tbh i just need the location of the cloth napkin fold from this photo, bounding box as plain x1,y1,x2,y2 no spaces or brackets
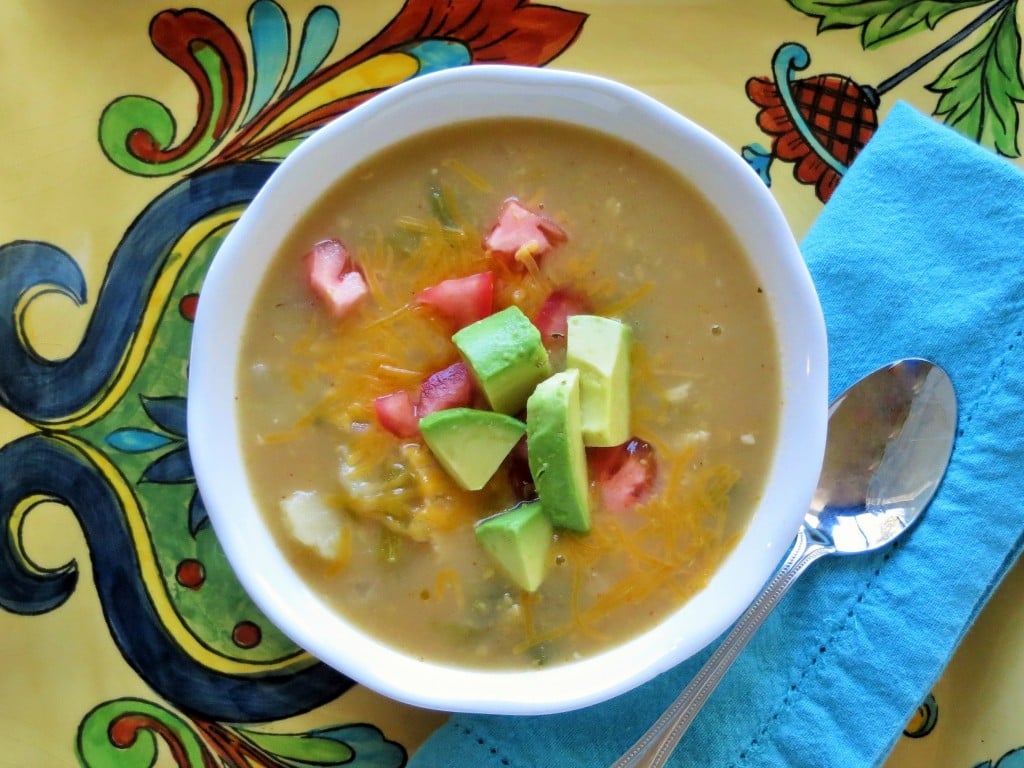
409,101,1024,768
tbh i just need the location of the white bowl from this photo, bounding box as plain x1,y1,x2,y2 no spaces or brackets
188,65,828,715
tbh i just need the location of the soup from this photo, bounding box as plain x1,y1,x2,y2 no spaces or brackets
237,118,779,669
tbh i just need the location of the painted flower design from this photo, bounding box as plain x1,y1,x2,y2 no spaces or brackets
101,0,588,176
745,43,878,202
749,1,1024,203
1,0,589,762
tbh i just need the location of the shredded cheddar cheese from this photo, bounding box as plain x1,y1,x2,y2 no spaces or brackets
442,157,493,192
270,168,748,662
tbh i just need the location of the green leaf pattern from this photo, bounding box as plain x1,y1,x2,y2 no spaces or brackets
788,0,990,48
928,1,1024,156
787,0,1024,156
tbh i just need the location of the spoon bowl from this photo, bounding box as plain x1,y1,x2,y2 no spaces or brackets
613,358,957,768
809,358,956,554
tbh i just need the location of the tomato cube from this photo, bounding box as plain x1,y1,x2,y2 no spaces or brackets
417,362,474,417
416,272,495,330
374,363,475,437
588,438,657,512
532,289,592,353
484,198,567,263
373,391,419,438
305,238,368,319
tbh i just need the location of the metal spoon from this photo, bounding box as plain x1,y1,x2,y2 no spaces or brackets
612,358,957,768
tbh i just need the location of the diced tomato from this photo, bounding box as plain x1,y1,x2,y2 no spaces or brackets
321,271,368,317
306,239,347,288
373,391,419,438
588,438,658,512
533,289,592,352
415,271,495,330
484,198,568,264
305,238,369,319
417,362,474,417
374,363,475,437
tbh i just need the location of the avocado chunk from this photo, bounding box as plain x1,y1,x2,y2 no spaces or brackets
419,408,526,491
452,305,551,414
526,369,591,532
475,500,553,592
566,315,633,447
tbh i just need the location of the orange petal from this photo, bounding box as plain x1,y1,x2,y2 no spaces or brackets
774,131,811,162
757,104,794,135
795,151,828,186
746,77,780,107
816,169,842,203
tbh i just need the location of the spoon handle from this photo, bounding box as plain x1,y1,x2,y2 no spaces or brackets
609,525,833,768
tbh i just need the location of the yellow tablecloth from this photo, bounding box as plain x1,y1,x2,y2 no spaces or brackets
1,2,1020,765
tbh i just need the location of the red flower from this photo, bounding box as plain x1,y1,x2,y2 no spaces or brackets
746,45,879,203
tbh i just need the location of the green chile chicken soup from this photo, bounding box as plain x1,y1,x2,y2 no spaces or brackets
237,118,780,669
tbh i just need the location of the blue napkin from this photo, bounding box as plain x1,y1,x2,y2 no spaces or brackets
408,101,1024,768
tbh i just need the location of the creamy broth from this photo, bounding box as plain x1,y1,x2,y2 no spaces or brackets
237,118,779,668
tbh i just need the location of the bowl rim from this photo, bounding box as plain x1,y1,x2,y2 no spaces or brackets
188,64,828,715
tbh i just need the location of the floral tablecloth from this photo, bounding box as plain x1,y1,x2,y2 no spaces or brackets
1,2,1021,766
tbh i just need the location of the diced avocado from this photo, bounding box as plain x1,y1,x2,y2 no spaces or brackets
452,305,551,414
419,408,526,491
526,369,591,532
475,500,553,592
566,315,633,447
